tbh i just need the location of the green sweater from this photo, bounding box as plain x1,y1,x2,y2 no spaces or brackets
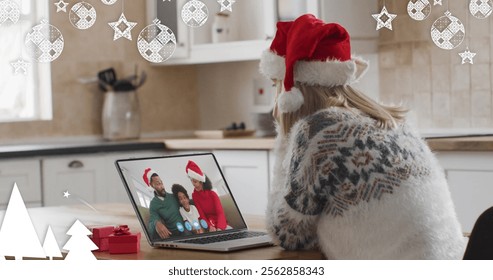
148,191,184,240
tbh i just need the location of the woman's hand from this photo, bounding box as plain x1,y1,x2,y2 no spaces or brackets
156,220,172,239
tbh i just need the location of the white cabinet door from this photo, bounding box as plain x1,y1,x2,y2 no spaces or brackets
0,159,42,208
436,151,493,233
213,150,269,216
42,155,107,206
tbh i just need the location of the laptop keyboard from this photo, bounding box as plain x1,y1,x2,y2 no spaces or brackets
176,231,267,244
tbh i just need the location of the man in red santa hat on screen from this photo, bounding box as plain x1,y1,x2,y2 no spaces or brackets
143,168,185,240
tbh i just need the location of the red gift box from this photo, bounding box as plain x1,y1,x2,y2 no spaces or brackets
108,225,141,254
90,226,114,252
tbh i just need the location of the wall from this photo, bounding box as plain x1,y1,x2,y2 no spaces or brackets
378,0,493,130
196,61,262,130
0,1,199,143
196,0,381,131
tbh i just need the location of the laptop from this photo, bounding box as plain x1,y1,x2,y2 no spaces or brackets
115,153,273,252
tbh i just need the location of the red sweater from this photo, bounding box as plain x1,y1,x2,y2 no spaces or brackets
192,189,227,230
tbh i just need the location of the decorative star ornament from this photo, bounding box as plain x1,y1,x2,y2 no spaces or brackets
434,0,443,5
372,6,397,30
459,48,476,64
218,0,235,12
10,59,30,75
108,13,137,41
54,0,69,13
63,190,71,198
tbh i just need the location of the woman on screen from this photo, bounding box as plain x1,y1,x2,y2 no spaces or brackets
186,160,228,231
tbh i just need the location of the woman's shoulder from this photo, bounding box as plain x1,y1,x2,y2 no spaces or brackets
289,107,370,142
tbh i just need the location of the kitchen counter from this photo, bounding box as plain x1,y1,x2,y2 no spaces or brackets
158,135,493,152
158,137,276,150
0,140,165,159
426,136,493,151
0,135,492,159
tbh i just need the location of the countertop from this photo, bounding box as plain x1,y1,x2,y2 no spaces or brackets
425,136,493,151
0,140,165,159
0,134,492,159
158,135,493,152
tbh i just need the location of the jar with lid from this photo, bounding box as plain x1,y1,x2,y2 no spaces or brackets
102,89,141,140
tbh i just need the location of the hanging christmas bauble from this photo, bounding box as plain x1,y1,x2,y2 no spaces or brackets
101,0,117,5
430,11,465,50
137,18,177,63
25,20,64,62
407,0,431,21
469,0,493,19
181,0,209,27
0,0,20,26
69,2,97,30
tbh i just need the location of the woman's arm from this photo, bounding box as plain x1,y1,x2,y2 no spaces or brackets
267,121,328,250
210,191,228,230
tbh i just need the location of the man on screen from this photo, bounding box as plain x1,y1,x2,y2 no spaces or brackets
143,168,185,240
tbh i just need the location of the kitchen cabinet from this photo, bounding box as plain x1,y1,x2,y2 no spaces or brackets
42,155,107,206
42,150,167,207
435,151,493,233
0,159,42,208
213,150,270,215
147,0,319,65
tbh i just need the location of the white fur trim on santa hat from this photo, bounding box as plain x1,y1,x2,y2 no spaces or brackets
294,57,369,87
188,169,206,183
278,87,304,113
259,50,285,80
259,53,369,87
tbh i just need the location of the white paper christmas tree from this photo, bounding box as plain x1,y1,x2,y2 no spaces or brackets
63,220,98,261
43,226,62,260
0,231,5,261
0,183,46,260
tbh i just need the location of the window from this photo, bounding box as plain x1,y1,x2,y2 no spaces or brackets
0,0,51,122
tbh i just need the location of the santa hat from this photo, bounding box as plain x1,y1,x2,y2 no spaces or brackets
185,160,205,183
259,14,369,113
143,168,158,187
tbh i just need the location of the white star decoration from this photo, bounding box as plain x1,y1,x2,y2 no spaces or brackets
459,48,476,64
218,0,235,12
372,6,397,30
10,59,30,75
54,0,69,13
434,0,443,5
63,190,71,198
108,13,137,41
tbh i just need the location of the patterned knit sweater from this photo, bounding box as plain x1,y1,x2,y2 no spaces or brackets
267,107,466,259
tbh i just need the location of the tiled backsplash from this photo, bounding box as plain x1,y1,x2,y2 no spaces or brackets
378,0,493,130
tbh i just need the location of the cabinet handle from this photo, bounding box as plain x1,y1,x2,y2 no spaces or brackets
68,160,84,169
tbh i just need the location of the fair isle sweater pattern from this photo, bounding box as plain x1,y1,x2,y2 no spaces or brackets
283,109,432,218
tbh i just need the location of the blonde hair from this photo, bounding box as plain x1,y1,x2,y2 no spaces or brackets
277,82,408,135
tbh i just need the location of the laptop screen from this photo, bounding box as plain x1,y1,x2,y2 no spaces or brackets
116,153,247,243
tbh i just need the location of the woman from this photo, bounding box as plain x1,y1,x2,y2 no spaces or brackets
171,183,204,234
259,14,465,259
186,160,228,231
